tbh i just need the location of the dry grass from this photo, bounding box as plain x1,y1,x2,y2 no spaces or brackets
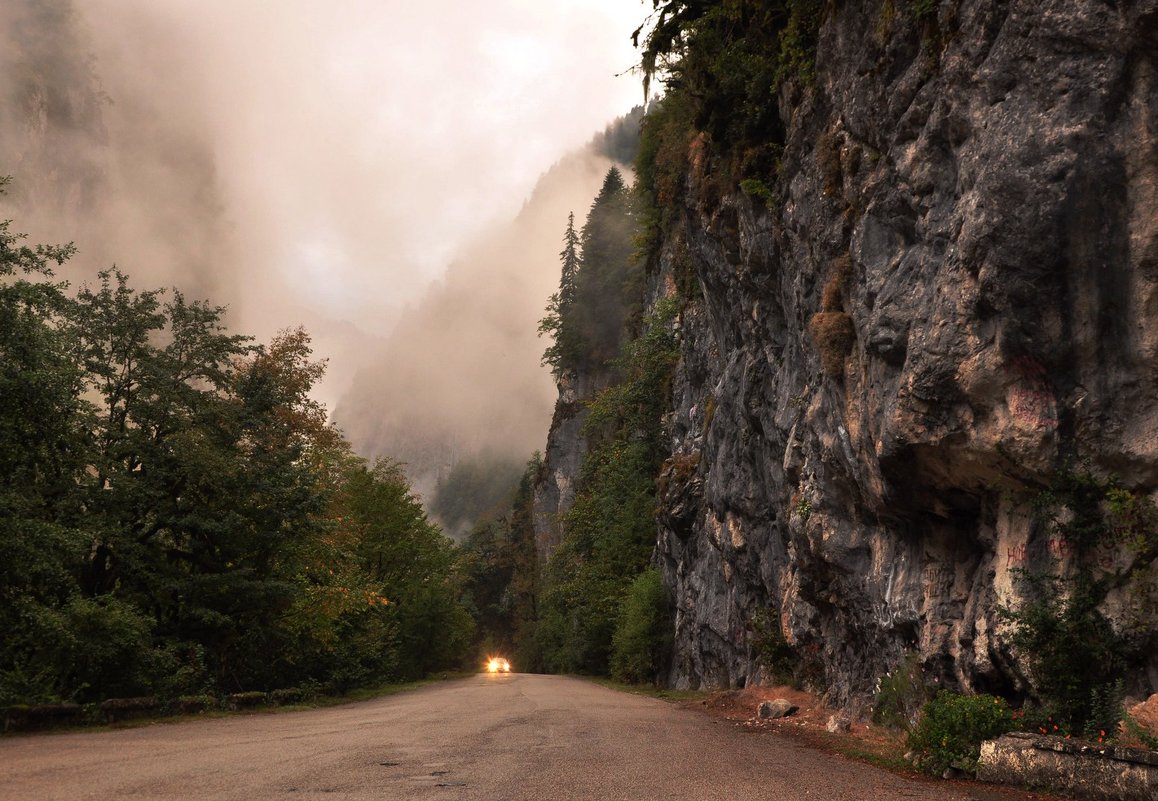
816,129,843,197
809,311,855,376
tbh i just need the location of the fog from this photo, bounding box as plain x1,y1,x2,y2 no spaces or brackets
335,143,629,505
0,0,644,432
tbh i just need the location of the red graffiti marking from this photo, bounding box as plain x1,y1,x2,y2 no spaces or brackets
1096,541,1119,571
1006,542,1029,568
1047,537,1074,560
1006,357,1059,431
1008,385,1058,430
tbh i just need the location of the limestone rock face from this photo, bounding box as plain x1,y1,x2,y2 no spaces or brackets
532,369,614,563
651,0,1158,705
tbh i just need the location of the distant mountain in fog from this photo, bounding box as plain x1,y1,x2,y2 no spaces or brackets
333,111,642,517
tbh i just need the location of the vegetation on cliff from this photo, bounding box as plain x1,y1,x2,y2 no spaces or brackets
535,298,680,677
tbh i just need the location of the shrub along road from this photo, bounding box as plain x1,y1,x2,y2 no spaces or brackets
1,674,1052,800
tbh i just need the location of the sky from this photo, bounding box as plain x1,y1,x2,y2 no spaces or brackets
1,0,651,476
82,0,647,341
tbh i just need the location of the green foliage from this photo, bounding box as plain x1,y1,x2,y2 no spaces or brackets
776,0,825,87
537,441,659,674
907,691,1014,776
0,177,77,276
588,106,645,166
872,651,932,732
794,496,813,521
634,1,824,181
540,170,642,376
531,189,655,677
1002,572,1130,737
610,569,673,684
911,0,938,22
457,455,541,668
635,93,697,257
536,299,680,675
539,212,584,376
0,184,475,708
323,459,474,683
739,177,774,207
1001,467,1157,736
1124,710,1158,750
574,168,641,369
748,607,797,685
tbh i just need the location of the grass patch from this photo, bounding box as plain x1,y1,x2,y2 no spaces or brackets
831,742,913,773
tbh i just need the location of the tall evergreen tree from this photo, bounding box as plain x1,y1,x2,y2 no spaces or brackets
573,167,637,369
538,211,583,377
559,211,580,309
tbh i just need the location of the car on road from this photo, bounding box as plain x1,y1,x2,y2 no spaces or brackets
486,657,511,674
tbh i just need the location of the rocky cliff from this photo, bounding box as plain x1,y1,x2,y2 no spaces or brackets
554,0,1158,708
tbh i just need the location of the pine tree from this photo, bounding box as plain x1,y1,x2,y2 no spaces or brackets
538,212,583,377
573,167,636,369
559,211,580,310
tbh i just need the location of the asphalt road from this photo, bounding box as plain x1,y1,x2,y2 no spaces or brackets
1,674,1007,801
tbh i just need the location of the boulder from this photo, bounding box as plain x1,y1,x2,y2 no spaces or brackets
757,699,798,720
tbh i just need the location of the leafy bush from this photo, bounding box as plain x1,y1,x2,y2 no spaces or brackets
1001,468,1157,736
873,651,932,732
227,691,268,709
739,178,774,207
912,0,938,22
172,694,217,714
2,703,82,732
610,570,673,685
907,691,1013,776
269,688,308,705
99,696,161,723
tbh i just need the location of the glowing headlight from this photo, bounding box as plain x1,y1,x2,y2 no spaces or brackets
485,657,511,673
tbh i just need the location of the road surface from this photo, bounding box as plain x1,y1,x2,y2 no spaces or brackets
1,674,1023,800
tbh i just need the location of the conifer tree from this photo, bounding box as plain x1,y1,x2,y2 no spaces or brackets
559,211,580,310
538,212,583,377
573,167,636,369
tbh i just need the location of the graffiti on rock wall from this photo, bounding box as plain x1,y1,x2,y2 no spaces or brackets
1005,541,1029,568
1004,537,1120,570
1007,357,1059,431
921,563,951,591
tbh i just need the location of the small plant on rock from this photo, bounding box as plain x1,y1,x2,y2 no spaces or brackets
748,607,798,686
872,651,932,732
